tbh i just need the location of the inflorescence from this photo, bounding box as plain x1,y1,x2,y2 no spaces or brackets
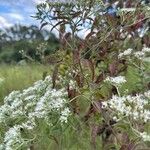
0,76,70,149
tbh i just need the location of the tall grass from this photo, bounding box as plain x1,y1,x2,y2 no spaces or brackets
0,64,50,102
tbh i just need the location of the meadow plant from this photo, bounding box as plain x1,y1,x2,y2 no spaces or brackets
0,76,70,149
0,0,150,149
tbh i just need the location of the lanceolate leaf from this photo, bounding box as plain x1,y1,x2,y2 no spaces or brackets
50,21,64,32
40,22,48,30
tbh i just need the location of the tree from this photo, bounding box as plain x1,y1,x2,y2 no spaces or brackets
0,24,59,63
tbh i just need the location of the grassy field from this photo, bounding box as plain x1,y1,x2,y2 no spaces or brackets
0,62,149,103
0,64,51,102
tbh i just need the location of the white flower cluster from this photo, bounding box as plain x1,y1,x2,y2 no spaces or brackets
134,51,145,59
3,125,24,150
144,90,150,98
102,92,150,142
0,76,70,149
142,47,150,53
139,132,150,142
118,48,133,58
104,76,126,86
33,88,68,119
60,107,71,123
118,46,150,60
102,93,150,122
69,80,76,90
134,46,150,59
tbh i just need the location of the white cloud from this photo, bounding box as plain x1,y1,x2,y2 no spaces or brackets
8,13,24,21
32,0,46,4
0,16,12,28
0,0,45,6
2,13,24,21
0,0,50,29
0,0,40,27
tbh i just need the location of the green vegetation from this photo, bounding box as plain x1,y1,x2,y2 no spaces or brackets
0,25,59,63
0,64,50,102
0,0,150,149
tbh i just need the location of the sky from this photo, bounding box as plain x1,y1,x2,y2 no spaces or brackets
0,0,92,38
0,0,44,29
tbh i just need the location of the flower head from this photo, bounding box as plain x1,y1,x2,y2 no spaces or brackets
118,48,133,58
105,76,126,86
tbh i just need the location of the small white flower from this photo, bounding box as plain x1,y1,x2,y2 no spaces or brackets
102,92,150,122
113,116,119,122
105,76,126,86
134,51,145,59
118,48,133,58
139,132,150,141
142,47,150,53
102,101,108,108
144,90,150,98
69,80,76,90
60,107,70,123
4,125,24,150
120,31,128,38
21,118,36,130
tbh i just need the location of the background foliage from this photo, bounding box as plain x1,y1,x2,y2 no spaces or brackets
0,24,59,63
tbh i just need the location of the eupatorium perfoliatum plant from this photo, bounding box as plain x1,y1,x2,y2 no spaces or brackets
0,0,150,149
0,76,71,149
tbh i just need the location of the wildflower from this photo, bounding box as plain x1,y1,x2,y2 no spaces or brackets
118,48,133,58
34,87,67,117
142,47,150,53
120,31,128,39
0,75,71,148
101,101,108,108
69,80,76,90
105,76,126,86
4,125,24,150
139,132,150,141
21,114,36,130
144,90,150,98
60,107,70,123
102,93,150,122
134,51,145,59
112,116,119,122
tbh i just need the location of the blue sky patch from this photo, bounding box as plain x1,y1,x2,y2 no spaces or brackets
0,0,42,29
